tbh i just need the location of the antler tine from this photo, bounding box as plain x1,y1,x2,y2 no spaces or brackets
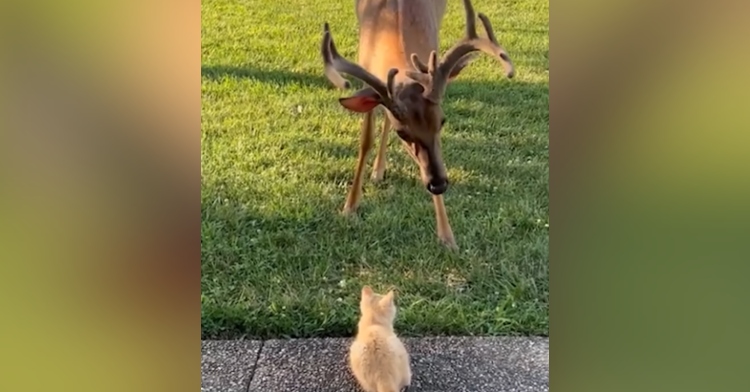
478,13,497,45
463,0,478,39
408,51,439,76
321,23,350,90
427,51,439,75
409,51,477,89
477,13,515,77
407,51,442,92
386,68,399,98
426,0,515,102
321,22,394,107
410,53,428,73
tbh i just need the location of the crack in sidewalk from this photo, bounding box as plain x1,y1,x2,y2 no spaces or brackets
244,340,265,392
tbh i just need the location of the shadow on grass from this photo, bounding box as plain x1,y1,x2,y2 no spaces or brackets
444,79,549,128
278,135,424,190
440,78,549,182
201,193,358,339
201,180,547,339
201,183,440,339
202,64,331,88
201,174,548,339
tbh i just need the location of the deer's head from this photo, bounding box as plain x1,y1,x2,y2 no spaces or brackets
321,0,514,195
335,70,451,195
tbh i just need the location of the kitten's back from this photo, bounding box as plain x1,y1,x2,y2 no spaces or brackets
349,286,411,392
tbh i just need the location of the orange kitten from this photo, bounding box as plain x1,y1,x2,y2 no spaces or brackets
349,285,411,392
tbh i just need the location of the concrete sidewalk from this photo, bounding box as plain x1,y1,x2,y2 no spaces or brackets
202,336,549,392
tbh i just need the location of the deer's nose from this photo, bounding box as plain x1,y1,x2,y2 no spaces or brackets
427,178,448,195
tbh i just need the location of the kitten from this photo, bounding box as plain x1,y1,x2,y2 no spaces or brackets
349,285,411,392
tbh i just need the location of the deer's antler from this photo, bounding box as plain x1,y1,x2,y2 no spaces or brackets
321,23,398,108
409,0,515,102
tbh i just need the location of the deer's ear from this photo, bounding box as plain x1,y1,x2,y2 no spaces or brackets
339,88,382,112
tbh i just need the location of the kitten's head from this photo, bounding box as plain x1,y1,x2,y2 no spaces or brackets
359,285,397,326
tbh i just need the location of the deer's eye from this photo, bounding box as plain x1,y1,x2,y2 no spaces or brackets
440,117,447,127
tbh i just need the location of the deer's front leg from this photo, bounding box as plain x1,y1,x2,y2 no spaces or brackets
400,140,458,250
371,113,391,182
432,194,457,250
343,111,375,214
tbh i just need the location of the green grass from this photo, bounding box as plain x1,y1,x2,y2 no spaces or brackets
201,0,549,339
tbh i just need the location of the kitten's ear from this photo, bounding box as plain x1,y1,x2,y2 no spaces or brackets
380,290,395,306
361,285,373,298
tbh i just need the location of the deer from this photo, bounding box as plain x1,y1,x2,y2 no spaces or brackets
320,0,515,250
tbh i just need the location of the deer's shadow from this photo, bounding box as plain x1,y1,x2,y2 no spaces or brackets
201,65,331,89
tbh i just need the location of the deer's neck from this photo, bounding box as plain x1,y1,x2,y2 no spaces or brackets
357,0,445,82
397,0,443,61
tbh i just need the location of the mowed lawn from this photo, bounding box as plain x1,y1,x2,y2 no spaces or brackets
201,0,549,339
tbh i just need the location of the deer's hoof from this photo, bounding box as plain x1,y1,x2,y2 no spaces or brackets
439,236,458,251
341,205,358,216
371,170,385,183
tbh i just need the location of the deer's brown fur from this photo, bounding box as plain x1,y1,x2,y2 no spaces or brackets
321,0,514,249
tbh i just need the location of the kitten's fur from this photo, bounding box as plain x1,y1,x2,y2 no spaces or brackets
349,285,411,392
